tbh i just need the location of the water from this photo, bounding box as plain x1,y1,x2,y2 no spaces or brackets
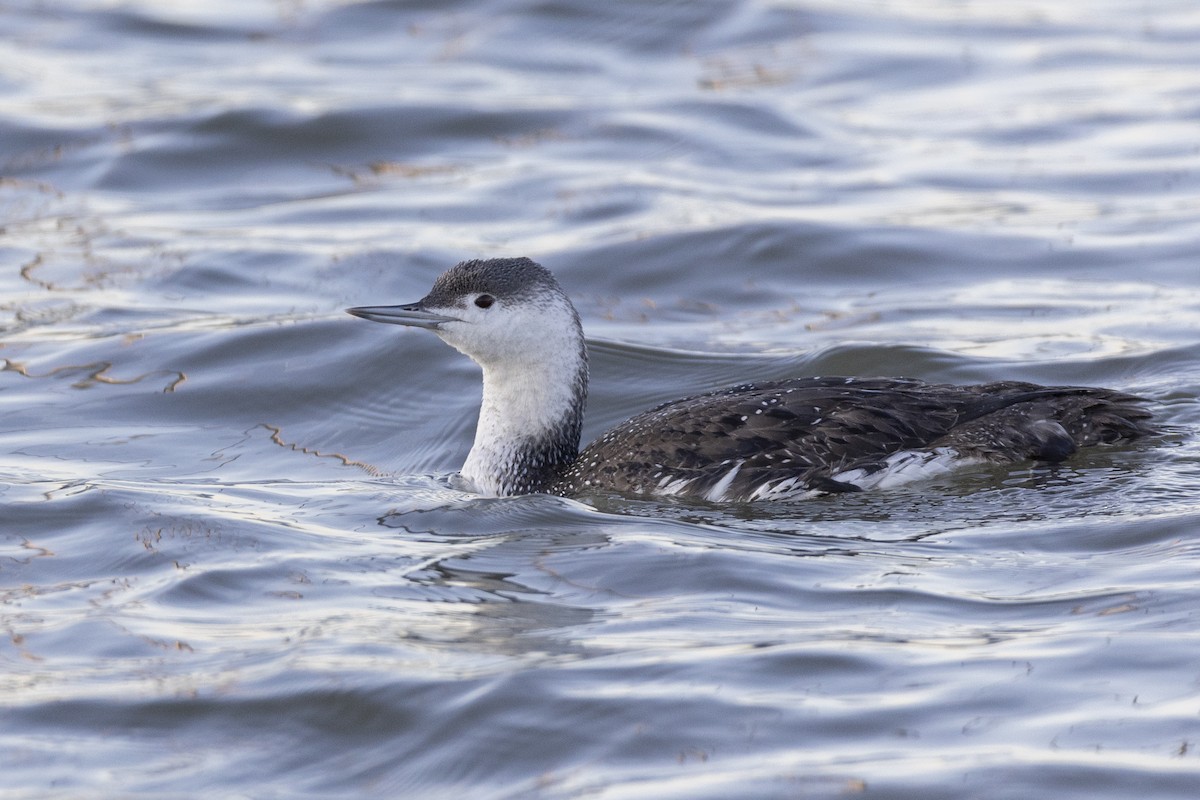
3,1,1200,797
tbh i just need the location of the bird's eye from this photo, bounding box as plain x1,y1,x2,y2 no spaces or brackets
474,294,495,309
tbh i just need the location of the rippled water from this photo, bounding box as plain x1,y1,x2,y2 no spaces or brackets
3,1,1200,797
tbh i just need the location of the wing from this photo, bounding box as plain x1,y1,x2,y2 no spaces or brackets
568,377,973,500
563,376,1153,502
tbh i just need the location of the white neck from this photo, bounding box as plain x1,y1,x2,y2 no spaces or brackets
458,329,588,497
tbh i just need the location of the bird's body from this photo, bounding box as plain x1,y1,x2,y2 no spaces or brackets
348,258,1153,502
553,376,1147,501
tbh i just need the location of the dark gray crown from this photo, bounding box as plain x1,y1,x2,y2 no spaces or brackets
423,257,562,307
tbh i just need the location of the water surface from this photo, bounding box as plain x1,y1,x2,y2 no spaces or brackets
3,1,1200,797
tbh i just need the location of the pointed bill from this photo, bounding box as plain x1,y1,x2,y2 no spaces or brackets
346,304,457,330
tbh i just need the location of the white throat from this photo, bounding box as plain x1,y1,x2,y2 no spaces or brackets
451,300,588,496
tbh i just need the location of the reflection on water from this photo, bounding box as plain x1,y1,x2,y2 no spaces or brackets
3,357,186,392
2,0,1199,797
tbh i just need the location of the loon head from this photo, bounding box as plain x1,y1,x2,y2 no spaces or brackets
347,257,583,370
347,257,589,496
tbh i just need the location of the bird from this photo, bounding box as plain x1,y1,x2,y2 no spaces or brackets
346,257,1154,502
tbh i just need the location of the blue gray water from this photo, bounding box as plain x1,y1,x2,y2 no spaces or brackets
3,1,1200,797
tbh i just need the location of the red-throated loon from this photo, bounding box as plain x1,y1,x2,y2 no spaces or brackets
347,257,1153,501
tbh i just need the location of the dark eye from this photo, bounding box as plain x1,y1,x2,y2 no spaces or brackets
474,294,495,309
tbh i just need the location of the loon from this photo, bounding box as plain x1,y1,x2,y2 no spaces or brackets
347,257,1153,502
